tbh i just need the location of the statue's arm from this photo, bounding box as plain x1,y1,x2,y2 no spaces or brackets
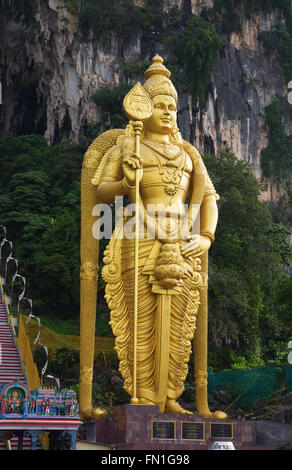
95,179,133,203
95,136,137,203
200,194,218,243
181,145,219,257
181,195,218,257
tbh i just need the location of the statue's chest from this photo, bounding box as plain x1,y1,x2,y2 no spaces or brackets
140,144,192,197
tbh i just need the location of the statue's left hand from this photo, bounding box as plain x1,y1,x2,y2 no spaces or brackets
181,234,211,258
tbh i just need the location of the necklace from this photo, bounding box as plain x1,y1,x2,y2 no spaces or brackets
142,140,183,161
145,146,186,196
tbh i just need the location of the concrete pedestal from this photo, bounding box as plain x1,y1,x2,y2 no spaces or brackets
93,405,272,450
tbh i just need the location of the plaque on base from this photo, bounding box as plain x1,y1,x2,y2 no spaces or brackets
93,404,262,450
181,422,204,441
152,421,175,440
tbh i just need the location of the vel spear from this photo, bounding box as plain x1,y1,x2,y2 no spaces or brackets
123,82,153,404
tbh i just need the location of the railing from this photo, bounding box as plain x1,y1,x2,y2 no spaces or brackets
0,278,17,345
18,314,40,390
1,261,40,390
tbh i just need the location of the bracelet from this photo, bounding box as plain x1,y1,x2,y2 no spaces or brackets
121,177,135,192
200,231,215,244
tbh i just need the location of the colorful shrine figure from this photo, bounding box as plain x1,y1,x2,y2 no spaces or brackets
23,398,28,418
1,398,7,415
0,383,28,417
0,385,79,419
28,393,37,414
45,399,50,415
79,55,228,420
41,399,47,415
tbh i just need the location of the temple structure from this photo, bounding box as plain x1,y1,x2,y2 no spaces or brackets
0,281,81,450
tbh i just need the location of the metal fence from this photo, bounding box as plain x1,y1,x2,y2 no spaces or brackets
208,365,292,409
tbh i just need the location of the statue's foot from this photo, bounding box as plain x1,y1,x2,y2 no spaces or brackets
198,409,228,419
165,399,193,415
81,406,107,421
211,410,228,419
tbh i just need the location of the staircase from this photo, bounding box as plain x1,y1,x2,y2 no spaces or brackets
0,297,26,385
0,294,43,450
0,434,43,450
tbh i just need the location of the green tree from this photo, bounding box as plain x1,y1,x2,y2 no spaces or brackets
204,151,292,369
0,134,84,317
276,277,292,329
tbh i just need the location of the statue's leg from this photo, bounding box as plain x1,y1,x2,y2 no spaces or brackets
164,269,194,415
80,162,106,421
194,253,227,419
121,239,158,405
80,277,106,421
154,294,171,412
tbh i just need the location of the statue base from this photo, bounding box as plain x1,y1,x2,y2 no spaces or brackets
90,404,272,450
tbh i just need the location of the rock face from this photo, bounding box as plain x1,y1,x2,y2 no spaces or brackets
0,0,291,202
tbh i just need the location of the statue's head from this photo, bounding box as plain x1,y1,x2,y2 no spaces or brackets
142,56,181,141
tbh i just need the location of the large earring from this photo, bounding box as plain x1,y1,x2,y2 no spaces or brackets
170,126,183,144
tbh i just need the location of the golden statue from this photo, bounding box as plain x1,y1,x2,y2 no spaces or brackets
80,55,227,420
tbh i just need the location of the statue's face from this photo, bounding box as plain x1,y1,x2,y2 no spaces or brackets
144,94,177,135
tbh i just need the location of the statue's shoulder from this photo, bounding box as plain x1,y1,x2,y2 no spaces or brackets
82,128,131,187
83,128,126,172
182,140,219,199
181,140,202,164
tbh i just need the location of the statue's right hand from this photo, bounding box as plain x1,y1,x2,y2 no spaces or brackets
122,153,143,186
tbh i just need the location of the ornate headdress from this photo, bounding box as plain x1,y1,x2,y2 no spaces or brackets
143,55,178,103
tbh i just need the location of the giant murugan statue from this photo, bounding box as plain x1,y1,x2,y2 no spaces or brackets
80,56,227,420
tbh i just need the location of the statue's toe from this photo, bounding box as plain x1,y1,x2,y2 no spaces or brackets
211,410,228,419
165,400,193,414
81,406,107,421
91,407,107,419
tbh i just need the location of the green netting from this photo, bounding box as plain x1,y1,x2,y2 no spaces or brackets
283,365,292,391
208,366,280,409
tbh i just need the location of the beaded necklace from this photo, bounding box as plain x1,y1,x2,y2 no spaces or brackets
142,141,186,196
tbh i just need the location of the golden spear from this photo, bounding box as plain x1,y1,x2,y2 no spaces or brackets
123,82,153,404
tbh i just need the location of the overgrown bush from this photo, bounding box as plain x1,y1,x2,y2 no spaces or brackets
165,17,223,104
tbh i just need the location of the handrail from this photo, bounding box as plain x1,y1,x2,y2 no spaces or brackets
0,280,17,339
18,314,40,390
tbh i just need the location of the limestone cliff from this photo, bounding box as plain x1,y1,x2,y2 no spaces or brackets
0,0,291,209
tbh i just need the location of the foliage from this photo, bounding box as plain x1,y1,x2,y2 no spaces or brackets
0,134,84,318
261,97,292,179
204,151,292,369
259,25,292,84
91,84,130,130
276,277,292,329
77,0,144,40
204,0,242,34
164,17,223,104
205,0,292,36
121,60,150,81
1,0,38,22
62,0,79,16
45,347,128,406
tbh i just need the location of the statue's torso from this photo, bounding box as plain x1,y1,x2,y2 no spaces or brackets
130,140,193,217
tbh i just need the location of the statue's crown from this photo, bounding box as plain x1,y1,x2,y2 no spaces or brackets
143,55,177,103
144,55,171,79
